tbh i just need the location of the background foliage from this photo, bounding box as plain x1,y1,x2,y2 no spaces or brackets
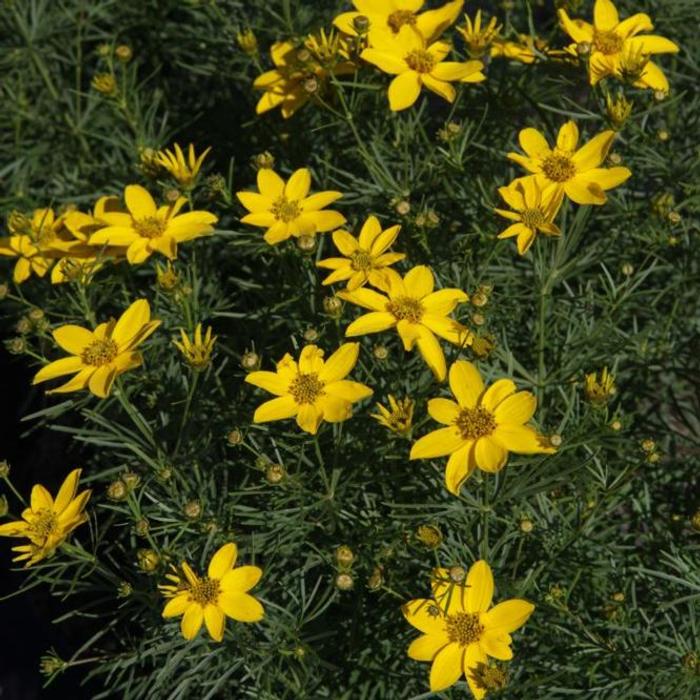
0,0,699,698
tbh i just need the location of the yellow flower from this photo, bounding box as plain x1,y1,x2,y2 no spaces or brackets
236,168,345,245
494,177,564,255
0,469,91,567
457,10,501,58
245,343,372,435
87,185,217,264
155,143,211,188
159,542,264,642
317,215,404,291
33,299,161,398
339,265,471,382
236,28,258,56
584,367,616,405
410,361,554,494
334,0,463,45
604,90,633,129
174,323,217,370
558,0,679,92
361,26,485,111
371,394,414,436
507,120,631,205
403,560,534,697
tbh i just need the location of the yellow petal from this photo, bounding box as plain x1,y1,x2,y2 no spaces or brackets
124,185,156,218
285,169,311,200
480,379,516,410
571,130,615,171
296,403,323,434
208,542,237,579
332,229,358,256
494,391,537,425
594,0,619,31
474,437,508,472
429,642,464,692
415,326,446,381
361,49,407,75
220,565,262,593
318,343,359,382
33,357,84,385
518,127,550,159
410,427,464,459
52,325,94,355
402,598,446,635
479,631,513,660
319,395,353,422
112,299,151,348
444,443,474,495
301,191,343,212
491,424,554,454
345,311,396,336
427,398,459,425
218,592,264,622
403,265,434,298
416,0,463,43
253,396,298,423
257,168,285,198
47,368,93,394
464,644,488,700
306,210,346,232
298,344,325,373
449,360,484,409
575,167,631,191
324,380,372,402
31,483,53,511
422,289,468,316
180,604,204,640
421,74,455,103
54,469,81,514
466,560,494,613
88,365,117,398
204,604,225,642
162,593,189,618
245,370,290,396
407,633,450,661
556,120,579,152
388,71,422,111
338,287,388,311
483,599,535,633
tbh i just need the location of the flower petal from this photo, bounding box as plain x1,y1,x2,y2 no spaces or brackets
427,398,459,425
479,630,513,660
361,49,407,75
332,229,359,256
124,185,156,218
257,168,285,198
54,469,81,514
594,0,618,31
402,598,446,635
429,642,464,693
345,311,396,336
404,265,434,298
407,633,451,661
571,130,615,170
449,360,484,409
325,380,373,402
318,343,359,382
204,604,225,642
474,437,508,472
466,560,494,613
208,542,237,579
162,593,189,618
422,289,468,315
180,604,204,640
480,379,516,410
494,391,537,425
220,565,262,593
245,371,290,396
416,327,447,381
519,128,551,159
410,427,464,459
33,357,84,385
483,599,535,633
388,71,422,111
111,299,151,348
253,396,298,423
444,443,474,495
491,424,554,454
218,592,265,622
52,325,94,355
285,169,311,200
296,403,323,434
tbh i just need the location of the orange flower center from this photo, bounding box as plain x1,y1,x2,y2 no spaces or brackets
455,407,496,440
27,509,58,542
520,207,546,229
405,49,436,74
387,296,424,323
81,338,119,367
289,372,324,404
350,249,373,272
593,30,623,55
541,154,576,183
189,577,220,605
445,612,484,646
134,216,166,239
271,196,301,223
387,9,416,33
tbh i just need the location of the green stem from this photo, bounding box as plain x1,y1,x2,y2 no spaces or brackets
174,372,199,455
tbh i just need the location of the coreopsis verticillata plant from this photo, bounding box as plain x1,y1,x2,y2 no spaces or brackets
236,168,345,245
245,343,372,434
0,469,91,567
410,361,554,494
494,177,564,255
159,543,264,642
173,323,217,371
361,25,484,111
32,299,160,398
507,121,631,205
155,143,211,188
333,0,463,44
558,0,679,92
584,367,617,405
371,394,415,436
88,185,218,263
339,266,471,381
316,215,404,291
403,560,534,696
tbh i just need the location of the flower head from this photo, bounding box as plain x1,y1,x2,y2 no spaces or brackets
160,542,264,642
237,168,345,245
174,323,217,371
558,0,679,92
361,26,484,111
317,215,404,291
33,299,161,398
584,367,616,405
494,177,564,254
339,265,471,382
245,343,372,434
155,143,211,188
410,361,554,494
0,469,91,567
87,185,217,264
507,120,631,205
404,560,534,696
457,11,501,58
371,394,414,436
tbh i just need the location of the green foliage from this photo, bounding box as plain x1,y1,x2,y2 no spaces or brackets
1,0,699,698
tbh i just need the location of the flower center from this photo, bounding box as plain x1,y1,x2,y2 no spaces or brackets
387,9,416,33
289,372,325,404
28,509,58,542
271,196,301,223
541,154,576,183
405,49,436,74
520,207,546,229
350,249,373,272
445,612,484,646
455,407,496,440
134,216,166,239
189,577,220,606
593,30,623,55
81,338,119,367
387,296,424,323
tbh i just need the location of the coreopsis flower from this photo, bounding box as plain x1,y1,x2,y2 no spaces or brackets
558,0,679,92
584,367,616,405
0,469,91,567
236,168,345,245
334,0,463,45
174,323,217,371
339,266,471,382
33,299,160,398
254,35,356,119
236,28,258,56
457,11,501,58
371,395,414,436
494,177,564,255
507,121,631,205
361,26,484,111
245,343,372,434
159,543,264,642
605,91,633,130
155,143,211,188
316,215,404,291
403,560,534,696
410,361,554,494
87,185,217,264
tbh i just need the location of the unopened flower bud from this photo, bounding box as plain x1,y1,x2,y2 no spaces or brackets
0,495,8,517
395,200,410,216
134,518,150,537
335,572,354,591
253,152,275,170
352,15,370,34
304,327,319,342
621,262,634,276
641,438,655,453
549,434,562,448
121,471,141,491
323,295,343,317
117,581,133,598
373,344,389,361
137,548,160,573
226,429,244,445
241,351,260,371
576,41,591,56
519,518,534,533
415,524,442,548
183,500,202,520
296,234,316,252
449,565,466,583
6,337,27,354
92,73,117,95
0,283,8,300
668,211,681,225
106,479,128,502
115,45,133,62
265,463,286,484
367,566,384,591
335,545,355,568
